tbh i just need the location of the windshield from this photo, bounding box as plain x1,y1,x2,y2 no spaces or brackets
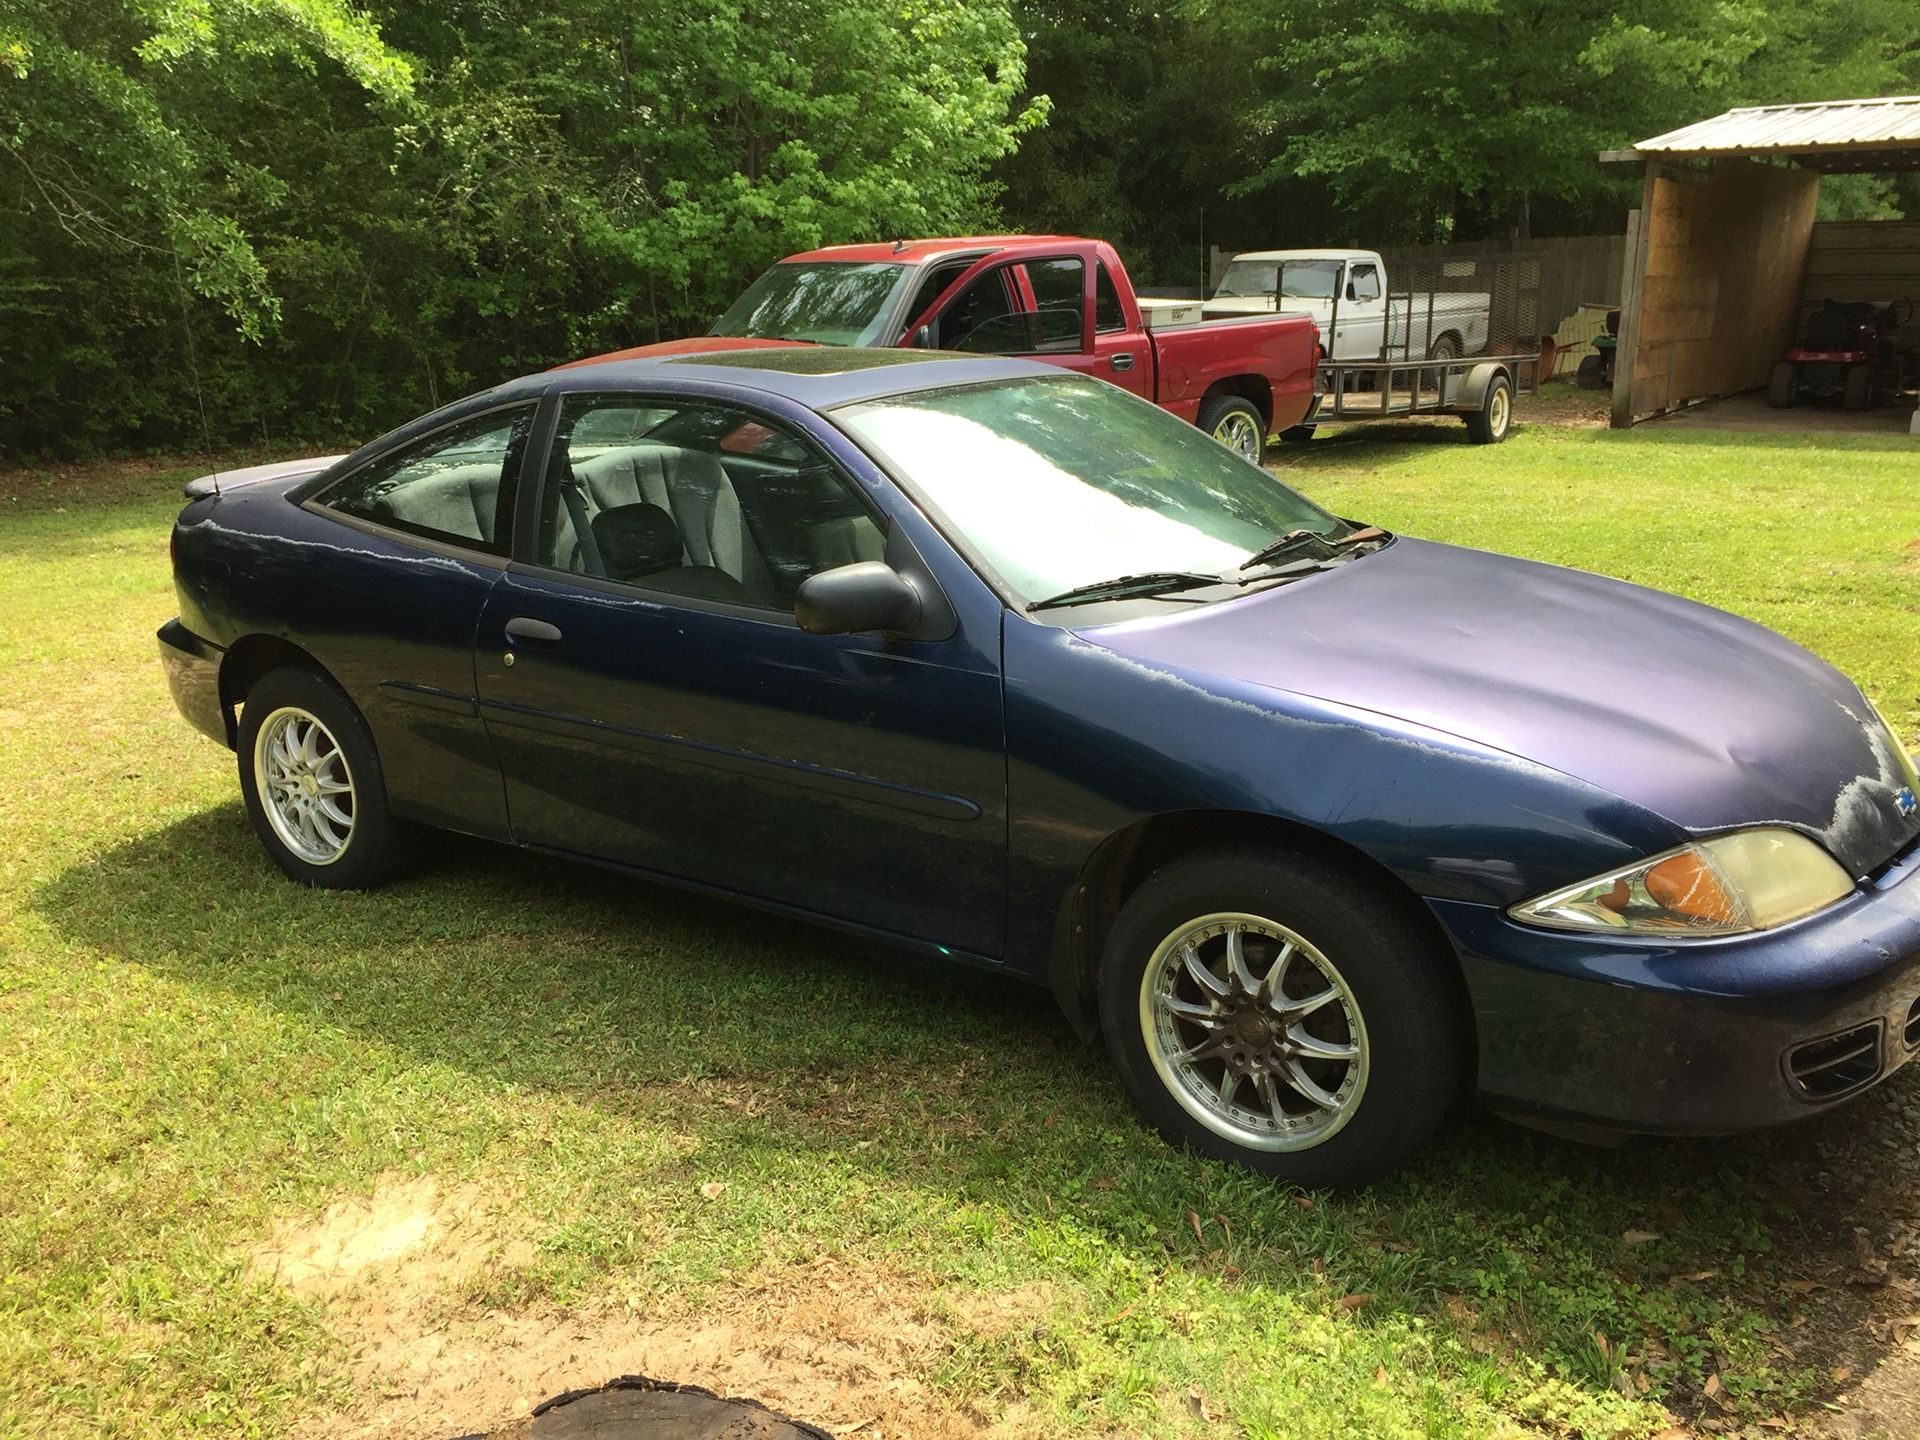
711,262,908,346
1215,259,1343,302
838,376,1350,605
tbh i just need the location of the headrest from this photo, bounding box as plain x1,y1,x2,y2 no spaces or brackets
592,502,681,580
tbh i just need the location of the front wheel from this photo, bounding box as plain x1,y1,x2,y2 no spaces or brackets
1098,848,1467,1188
1198,395,1268,464
237,666,413,889
1767,362,1797,408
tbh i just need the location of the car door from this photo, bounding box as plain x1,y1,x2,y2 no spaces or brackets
472,388,1009,958
296,402,537,840
1336,260,1388,361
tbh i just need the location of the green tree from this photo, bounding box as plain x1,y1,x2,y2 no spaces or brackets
1211,0,1920,243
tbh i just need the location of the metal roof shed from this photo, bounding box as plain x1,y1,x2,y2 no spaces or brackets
1602,97,1920,427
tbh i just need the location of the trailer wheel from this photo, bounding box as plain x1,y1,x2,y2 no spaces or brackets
1843,365,1873,412
1464,375,1512,444
1767,362,1796,408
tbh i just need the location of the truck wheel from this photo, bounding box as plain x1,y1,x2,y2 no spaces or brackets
1767,362,1797,408
1427,333,1462,362
1097,847,1467,1189
1464,375,1512,444
1198,396,1268,464
1843,365,1873,412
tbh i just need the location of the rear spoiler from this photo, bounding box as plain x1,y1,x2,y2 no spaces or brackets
183,454,347,500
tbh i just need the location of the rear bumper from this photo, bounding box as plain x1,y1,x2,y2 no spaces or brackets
1433,841,1920,1136
157,619,229,747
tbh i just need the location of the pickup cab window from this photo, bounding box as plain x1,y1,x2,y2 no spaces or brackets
1025,258,1086,351
932,270,1028,353
1348,264,1382,302
1095,264,1127,332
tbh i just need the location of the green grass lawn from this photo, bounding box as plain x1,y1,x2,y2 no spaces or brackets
4,414,1920,1438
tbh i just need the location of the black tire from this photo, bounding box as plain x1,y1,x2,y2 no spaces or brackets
237,665,413,889
1098,847,1468,1189
1196,395,1268,464
1767,362,1796,408
1427,333,1462,362
1464,374,1512,444
1843,364,1873,412
1575,354,1605,390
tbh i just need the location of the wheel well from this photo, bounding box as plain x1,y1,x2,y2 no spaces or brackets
1049,810,1475,1066
218,635,325,745
1200,375,1272,430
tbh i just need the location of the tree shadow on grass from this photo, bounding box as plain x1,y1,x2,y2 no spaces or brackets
33,803,1920,1429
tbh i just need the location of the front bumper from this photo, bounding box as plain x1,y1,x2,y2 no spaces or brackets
1433,840,1920,1135
157,619,228,747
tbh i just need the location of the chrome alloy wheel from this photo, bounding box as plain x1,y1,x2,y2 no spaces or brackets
1211,409,1266,463
1139,913,1369,1150
253,705,356,865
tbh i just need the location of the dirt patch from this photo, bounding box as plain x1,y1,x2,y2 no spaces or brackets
1514,382,1611,429
255,1177,996,1440
251,1174,534,1303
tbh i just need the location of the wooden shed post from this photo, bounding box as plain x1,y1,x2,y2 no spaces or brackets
1610,161,1655,428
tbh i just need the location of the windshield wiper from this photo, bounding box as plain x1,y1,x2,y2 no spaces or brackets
1240,525,1389,573
1027,571,1227,613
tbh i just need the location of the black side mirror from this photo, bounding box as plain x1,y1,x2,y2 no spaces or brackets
795,562,922,636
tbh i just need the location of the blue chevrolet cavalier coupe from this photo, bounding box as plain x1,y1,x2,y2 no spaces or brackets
159,348,1920,1186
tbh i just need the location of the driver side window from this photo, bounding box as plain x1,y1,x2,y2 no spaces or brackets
535,395,886,613
931,270,1031,353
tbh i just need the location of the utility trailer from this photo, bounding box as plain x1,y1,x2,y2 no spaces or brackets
1215,250,1547,445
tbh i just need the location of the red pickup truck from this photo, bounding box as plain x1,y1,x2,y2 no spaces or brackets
580,237,1319,461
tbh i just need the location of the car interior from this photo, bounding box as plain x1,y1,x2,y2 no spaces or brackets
542,406,886,609
323,402,888,612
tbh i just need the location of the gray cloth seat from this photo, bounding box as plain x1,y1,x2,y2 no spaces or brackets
564,443,776,604
370,461,502,543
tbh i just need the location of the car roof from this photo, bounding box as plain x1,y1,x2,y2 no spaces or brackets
1228,248,1381,263
499,347,1063,410
780,235,1082,265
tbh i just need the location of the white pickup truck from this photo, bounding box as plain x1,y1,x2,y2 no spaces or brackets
1204,249,1491,362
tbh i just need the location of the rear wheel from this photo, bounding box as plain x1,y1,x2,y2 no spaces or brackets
1464,375,1512,444
237,666,412,889
1098,848,1467,1188
1427,333,1462,362
1843,365,1873,412
1767,362,1797,408
1198,395,1268,464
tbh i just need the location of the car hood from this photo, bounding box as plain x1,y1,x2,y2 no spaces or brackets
1083,538,1919,878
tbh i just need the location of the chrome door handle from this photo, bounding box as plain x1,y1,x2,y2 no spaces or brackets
504,616,563,644
1110,353,1136,372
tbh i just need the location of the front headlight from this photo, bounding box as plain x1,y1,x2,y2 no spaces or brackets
1509,828,1854,937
